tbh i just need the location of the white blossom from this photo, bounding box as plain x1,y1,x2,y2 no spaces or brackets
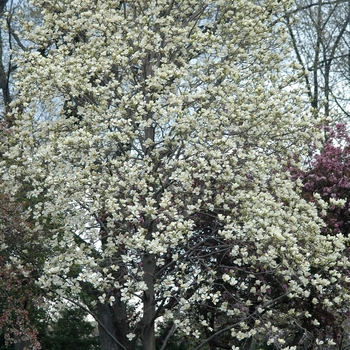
3,0,350,347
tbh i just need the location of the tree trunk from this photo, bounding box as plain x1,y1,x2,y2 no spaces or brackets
113,297,132,350
14,340,30,350
141,253,156,350
97,295,135,350
97,303,118,350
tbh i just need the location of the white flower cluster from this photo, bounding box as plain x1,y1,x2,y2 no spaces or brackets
3,0,349,347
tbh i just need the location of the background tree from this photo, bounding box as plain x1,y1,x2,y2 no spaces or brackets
291,123,350,236
39,308,99,350
0,182,41,349
0,0,28,125
284,0,350,120
4,1,350,350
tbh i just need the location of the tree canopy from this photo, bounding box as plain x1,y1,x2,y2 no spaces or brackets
2,0,350,349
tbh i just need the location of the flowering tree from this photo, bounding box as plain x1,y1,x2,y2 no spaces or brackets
286,123,350,347
4,1,350,349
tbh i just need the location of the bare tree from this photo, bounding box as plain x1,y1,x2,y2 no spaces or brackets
0,0,25,125
285,0,350,121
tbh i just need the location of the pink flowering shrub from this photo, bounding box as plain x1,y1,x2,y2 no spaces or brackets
290,123,350,236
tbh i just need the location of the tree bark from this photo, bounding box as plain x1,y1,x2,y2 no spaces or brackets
97,303,118,350
141,253,156,350
14,339,30,350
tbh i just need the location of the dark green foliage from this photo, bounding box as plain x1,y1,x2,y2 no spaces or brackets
39,308,99,350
